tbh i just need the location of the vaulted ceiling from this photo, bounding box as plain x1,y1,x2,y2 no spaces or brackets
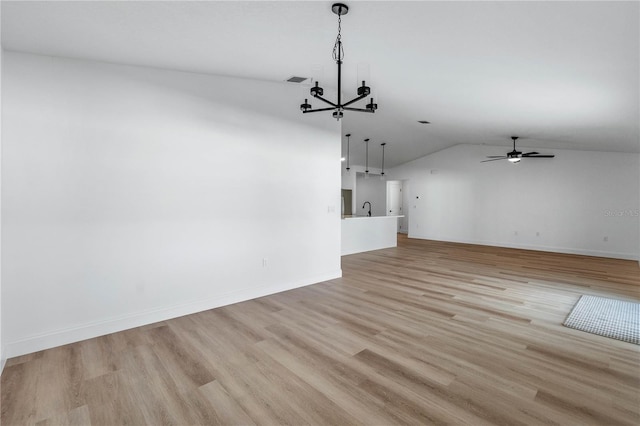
2,1,638,168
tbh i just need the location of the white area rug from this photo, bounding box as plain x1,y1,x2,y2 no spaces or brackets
563,295,639,345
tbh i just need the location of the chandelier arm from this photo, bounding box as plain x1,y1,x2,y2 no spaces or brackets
302,107,338,114
343,107,375,113
311,95,338,107
342,94,368,107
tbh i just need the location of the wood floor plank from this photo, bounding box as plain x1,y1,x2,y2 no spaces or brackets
35,404,91,426
2,235,639,425
196,380,257,426
83,371,147,426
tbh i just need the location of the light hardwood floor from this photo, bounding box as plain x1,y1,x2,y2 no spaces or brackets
2,235,639,425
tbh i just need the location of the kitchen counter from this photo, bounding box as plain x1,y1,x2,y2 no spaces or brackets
341,215,404,255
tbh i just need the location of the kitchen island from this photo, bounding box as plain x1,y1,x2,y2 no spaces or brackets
341,215,404,255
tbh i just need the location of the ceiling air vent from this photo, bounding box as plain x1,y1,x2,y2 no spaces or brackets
417,120,430,124
286,76,309,83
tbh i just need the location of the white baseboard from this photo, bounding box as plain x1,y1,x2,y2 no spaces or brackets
408,234,639,261
4,269,342,359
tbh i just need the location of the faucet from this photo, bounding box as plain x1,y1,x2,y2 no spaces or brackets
362,201,372,217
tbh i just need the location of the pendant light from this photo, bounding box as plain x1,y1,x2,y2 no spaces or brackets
364,138,370,179
345,134,351,173
380,142,386,180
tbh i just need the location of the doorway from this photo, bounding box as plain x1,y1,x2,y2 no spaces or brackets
386,180,404,232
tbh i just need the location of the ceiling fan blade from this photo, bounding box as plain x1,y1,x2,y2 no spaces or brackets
481,157,507,162
522,151,539,156
526,154,555,158
486,155,507,158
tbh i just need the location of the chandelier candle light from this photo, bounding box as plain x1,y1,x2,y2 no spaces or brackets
300,3,378,120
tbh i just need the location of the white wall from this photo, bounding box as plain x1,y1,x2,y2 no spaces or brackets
355,172,386,217
341,164,382,216
2,52,341,357
341,166,356,215
389,144,639,260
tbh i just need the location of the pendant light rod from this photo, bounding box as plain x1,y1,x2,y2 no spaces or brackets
380,142,386,176
345,133,351,171
364,138,369,174
300,3,378,120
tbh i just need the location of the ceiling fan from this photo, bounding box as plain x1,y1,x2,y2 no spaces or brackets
482,136,555,163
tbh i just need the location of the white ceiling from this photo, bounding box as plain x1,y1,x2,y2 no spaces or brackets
2,0,638,168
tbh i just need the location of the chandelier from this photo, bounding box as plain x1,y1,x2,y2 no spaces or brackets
300,3,378,121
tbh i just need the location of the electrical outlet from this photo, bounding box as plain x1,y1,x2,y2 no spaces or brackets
263,258,268,267
603,236,608,242
536,232,540,237
514,231,518,236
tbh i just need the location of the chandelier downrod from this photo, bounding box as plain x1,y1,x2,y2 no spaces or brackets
300,3,378,121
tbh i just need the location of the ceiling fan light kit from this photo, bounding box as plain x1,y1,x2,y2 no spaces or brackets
507,153,521,163
300,3,378,121
482,136,555,164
